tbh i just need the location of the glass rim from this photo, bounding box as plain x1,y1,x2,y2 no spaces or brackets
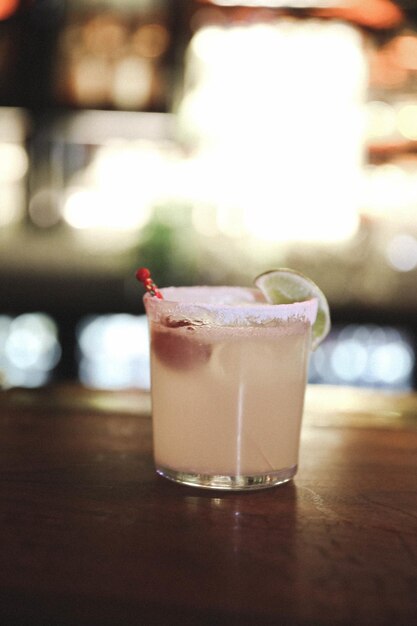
144,286,318,327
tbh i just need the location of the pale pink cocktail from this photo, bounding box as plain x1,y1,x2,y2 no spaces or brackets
144,286,318,490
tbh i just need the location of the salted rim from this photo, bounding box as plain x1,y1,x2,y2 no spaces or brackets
144,286,318,327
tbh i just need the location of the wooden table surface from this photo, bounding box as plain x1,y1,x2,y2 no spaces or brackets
0,384,416,626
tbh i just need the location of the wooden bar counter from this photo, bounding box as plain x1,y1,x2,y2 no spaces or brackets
0,385,416,625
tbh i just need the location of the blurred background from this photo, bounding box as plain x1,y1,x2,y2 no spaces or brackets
0,0,417,391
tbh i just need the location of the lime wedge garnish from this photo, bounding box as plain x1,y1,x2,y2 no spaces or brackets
254,268,331,349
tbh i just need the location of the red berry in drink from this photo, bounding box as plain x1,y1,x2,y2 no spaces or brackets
152,327,211,370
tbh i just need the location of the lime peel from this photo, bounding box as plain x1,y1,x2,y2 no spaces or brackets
254,268,331,349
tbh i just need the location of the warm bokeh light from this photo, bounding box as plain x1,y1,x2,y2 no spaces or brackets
71,56,112,106
54,9,171,110
62,141,174,231
0,0,18,22
392,32,417,71
132,23,170,59
0,143,28,183
0,109,29,228
178,19,367,243
314,0,403,30
63,188,151,230
363,161,417,217
365,101,397,141
112,56,153,109
82,14,127,57
0,187,26,227
397,103,417,140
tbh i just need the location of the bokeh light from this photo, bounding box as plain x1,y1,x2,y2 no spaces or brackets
310,324,414,390
132,24,170,59
178,18,366,243
392,32,417,71
77,314,150,390
397,103,417,140
62,141,173,231
28,188,62,228
0,110,29,228
363,163,417,216
0,0,19,22
365,100,397,141
0,143,28,184
386,234,417,272
112,56,153,109
0,313,61,388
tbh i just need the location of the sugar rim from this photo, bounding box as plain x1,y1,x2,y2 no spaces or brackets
144,286,318,326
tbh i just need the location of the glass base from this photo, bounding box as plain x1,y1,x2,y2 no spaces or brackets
156,464,297,491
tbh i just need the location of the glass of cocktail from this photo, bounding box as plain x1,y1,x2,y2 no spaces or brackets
140,269,330,490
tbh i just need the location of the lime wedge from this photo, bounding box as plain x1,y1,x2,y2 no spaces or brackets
254,268,331,349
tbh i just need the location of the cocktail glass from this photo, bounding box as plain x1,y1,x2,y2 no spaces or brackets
144,285,318,490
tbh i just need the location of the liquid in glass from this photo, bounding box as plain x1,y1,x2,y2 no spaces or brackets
144,286,318,490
